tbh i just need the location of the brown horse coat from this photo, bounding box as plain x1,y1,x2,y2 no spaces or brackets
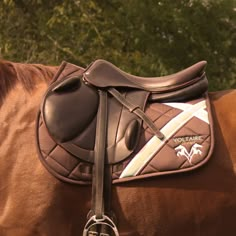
0,61,235,236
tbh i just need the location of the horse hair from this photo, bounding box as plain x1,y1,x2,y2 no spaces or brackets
0,60,57,105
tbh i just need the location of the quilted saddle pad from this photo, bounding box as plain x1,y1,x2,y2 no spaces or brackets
36,61,214,185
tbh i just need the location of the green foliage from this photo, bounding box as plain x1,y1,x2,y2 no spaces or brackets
0,0,235,90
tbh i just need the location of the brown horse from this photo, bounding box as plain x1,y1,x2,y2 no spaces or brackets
0,60,235,236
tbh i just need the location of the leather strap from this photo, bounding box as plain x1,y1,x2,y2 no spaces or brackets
108,88,165,140
92,90,108,219
85,90,119,235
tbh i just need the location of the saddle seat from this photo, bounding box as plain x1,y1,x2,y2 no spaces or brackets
84,59,207,92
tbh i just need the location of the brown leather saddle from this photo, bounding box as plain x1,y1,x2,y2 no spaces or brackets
36,59,213,235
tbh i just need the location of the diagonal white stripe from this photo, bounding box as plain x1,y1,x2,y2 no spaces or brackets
120,100,207,178
164,102,209,124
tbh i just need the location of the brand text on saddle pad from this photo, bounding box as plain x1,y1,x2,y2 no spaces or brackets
173,135,203,144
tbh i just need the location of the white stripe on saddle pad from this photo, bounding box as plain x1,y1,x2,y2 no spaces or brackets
163,102,209,124
119,100,207,178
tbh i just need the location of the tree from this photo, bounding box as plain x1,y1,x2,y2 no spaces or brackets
0,0,235,90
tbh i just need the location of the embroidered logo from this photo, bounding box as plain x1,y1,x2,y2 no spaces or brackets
173,135,203,144
175,143,203,164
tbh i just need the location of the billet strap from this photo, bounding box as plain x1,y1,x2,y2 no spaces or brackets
108,88,165,140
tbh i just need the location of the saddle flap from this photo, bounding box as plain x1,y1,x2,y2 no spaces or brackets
42,76,99,143
40,62,148,167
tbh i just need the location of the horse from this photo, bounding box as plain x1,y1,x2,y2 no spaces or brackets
0,59,235,236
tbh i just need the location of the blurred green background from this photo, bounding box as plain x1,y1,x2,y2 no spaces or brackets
0,0,235,90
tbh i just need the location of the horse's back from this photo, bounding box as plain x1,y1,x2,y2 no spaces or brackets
0,68,236,235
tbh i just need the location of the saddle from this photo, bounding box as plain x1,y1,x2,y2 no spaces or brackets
36,59,214,235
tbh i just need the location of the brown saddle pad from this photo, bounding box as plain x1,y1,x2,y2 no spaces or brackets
36,60,214,185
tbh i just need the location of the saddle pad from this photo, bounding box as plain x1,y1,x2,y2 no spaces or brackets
36,61,214,185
